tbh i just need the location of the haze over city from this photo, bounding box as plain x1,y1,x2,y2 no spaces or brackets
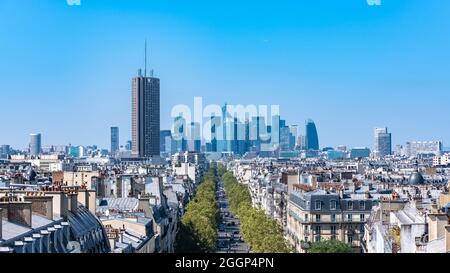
1,0,450,150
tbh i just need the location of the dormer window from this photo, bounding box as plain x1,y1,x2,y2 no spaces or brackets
315,200,322,210
347,201,353,210
330,200,337,210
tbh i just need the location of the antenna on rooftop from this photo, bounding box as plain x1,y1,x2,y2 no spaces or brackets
144,39,148,77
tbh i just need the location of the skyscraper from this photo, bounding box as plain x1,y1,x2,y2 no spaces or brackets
374,127,392,157
160,130,172,154
305,119,319,151
131,69,160,158
173,115,187,152
30,133,42,156
110,127,119,155
187,122,201,152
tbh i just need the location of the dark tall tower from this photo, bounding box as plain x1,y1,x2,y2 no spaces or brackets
305,119,319,151
132,70,160,157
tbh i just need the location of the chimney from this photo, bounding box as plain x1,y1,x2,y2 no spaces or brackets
45,191,69,218
77,189,97,215
67,192,78,213
138,195,152,217
7,201,33,228
24,193,53,220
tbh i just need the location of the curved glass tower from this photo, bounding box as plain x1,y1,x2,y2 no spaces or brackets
305,119,319,150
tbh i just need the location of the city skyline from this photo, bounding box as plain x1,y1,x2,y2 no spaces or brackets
2,1,450,149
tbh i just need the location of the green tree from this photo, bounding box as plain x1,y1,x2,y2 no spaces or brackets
221,171,290,253
175,168,219,253
309,239,353,253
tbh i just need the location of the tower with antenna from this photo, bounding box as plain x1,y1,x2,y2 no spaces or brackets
131,39,161,158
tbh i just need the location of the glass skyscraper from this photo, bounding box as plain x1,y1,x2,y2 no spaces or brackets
30,133,42,156
374,127,392,157
110,127,119,155
305,119,319,151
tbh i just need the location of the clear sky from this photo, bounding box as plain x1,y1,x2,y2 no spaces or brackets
1,0,450,150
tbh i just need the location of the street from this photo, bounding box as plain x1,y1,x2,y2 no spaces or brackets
216,179,249,253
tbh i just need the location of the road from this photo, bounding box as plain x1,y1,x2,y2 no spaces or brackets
216,179,249,253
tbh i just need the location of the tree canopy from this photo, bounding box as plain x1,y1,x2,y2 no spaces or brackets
309,239,353,253
176,168,219,253
222,171,291,253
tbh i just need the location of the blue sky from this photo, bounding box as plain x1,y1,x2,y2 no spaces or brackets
1,0,450,150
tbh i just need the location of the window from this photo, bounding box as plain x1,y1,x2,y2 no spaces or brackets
330,200,337,210
360,225,365,233
347,214,353,222
360,214,365,222
331,214,336,223
315,214,321,223
347,201,353,210
360,201,365,210
304,214,309,222
331,225,337,235
315,226,321,234
315,200,322,210
348,235,353,244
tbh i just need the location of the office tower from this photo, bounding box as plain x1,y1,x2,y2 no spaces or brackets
0,145,10,155
305,119,319,151
126,140,132,151
405,141,442,158
219,103,233,152
210,115,221,152
280,124,292,151
173,115,187,152
160,130,172,154
187,122,201,152
30,133,42,156
0,145,10,159
289,125,298,149
374,127,392,157
131,63,160,157
111,127,119,155
297,135,307,150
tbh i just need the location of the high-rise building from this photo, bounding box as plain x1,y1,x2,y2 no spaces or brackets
305,119,319,151
160,130,172,155
374,127,392,158
126,140,132,151
210,115,221,152
131,69,160,157
297,135,306,150
30,133,42,156
289,125,298,150
111,127,119,155
187,122,201,152
173,115,187,152
0,145,10,159
280,126,292,151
